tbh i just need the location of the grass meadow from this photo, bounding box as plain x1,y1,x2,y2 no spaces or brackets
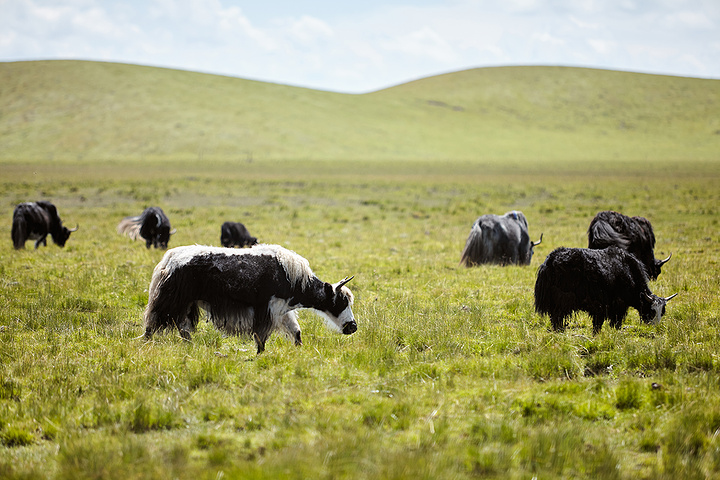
0,158,719,479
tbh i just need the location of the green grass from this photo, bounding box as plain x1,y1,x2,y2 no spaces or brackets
1,60,719,162
0,157,719,479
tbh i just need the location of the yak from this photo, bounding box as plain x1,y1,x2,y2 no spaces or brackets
220,221,258,248
11,201,78,250
535,246,677,333
117,207,176,249
588,210,671,280
460,211,543,266
143,244,357,354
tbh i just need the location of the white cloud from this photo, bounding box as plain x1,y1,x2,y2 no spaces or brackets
384,26,459,63
287,15,334,45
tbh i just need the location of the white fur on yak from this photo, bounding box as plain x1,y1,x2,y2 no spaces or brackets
143,244,357,353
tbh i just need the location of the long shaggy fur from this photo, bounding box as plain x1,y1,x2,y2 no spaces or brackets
460,211,540,266
220,221,258,248
588,211,667,280
118,206,173,249
11,201,76,249
535,246,674,333
117,216,142,240
143,244,355,353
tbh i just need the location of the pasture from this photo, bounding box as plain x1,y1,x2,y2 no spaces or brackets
1,158,719,479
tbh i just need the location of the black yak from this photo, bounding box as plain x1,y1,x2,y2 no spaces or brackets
220,221,258,248
535,246,677,333
143,244,357,353
11,201,78,249
588,210,671,280
460,211,542,266
117,207,175,249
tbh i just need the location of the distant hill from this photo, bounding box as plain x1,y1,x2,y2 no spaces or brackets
0,60,718,162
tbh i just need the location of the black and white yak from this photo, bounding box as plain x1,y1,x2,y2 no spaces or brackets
117,207,176,249
588,210,671,280
11,201,78,250
535,246,677,333
143,244,357,353
220,221,258,248
460,211,543,266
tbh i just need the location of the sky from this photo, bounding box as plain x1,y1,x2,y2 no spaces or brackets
1,0,719,93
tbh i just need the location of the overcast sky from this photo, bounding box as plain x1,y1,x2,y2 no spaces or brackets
2,0,719,93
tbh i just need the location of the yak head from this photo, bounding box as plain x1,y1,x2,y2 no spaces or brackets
315,276,357,335
650,253,672,280
53,224,79,247
529,233,543,262
641,291,678,324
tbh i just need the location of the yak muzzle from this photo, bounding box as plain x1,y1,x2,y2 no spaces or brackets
342,321,357,335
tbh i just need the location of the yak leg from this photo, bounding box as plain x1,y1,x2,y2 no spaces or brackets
34,235,48,249
279,311,302,346
591,316,605,335
252,307,274,354
177,303,199,341
550,314,566,332
608,315,624,330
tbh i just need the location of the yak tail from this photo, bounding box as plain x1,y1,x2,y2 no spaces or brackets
460,223,484,267
11,214,26,250
117,215,142,240
588,220,630,250
533,263,550,315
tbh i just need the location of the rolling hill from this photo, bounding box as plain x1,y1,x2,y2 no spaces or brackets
0,60,718,163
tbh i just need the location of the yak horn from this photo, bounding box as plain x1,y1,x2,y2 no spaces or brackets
665,293,678,302
532,233,543,247
68,224,79,232
658,253,672,265
169,228,177,235
336,275,355,289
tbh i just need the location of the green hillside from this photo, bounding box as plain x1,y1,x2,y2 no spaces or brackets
1,60,718,162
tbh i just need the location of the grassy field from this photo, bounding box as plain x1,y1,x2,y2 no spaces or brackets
0,157,719,479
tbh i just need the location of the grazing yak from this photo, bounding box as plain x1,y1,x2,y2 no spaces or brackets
11,201,78,250
117,207,175,249
535,246,677,333
460,211,543,266
220,221,258,248
143,244,357,353
588,210,671,280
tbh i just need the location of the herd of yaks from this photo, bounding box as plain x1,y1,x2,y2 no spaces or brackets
11,201,677,353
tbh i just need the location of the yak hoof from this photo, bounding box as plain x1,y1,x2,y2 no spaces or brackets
294,331,303,346
179,330,192,341
253,333,266,354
